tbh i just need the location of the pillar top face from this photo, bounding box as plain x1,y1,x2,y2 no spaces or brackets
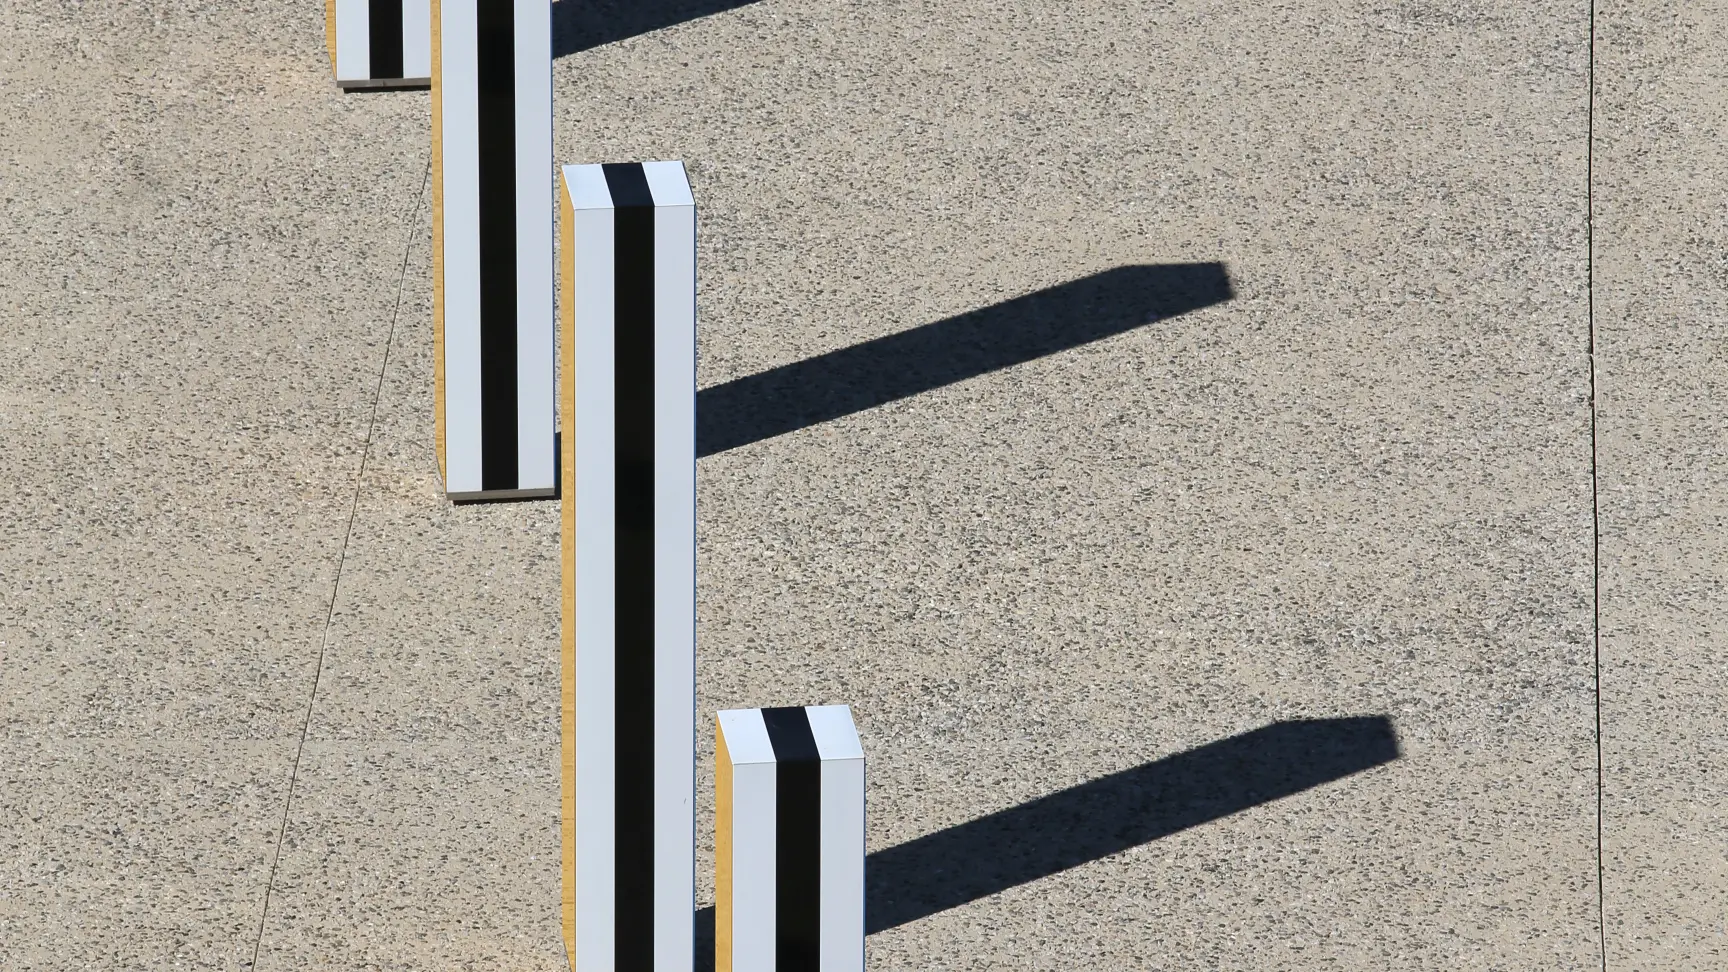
717,708,777,765
561,160,694,210
718,705,863,764
805,704,864,762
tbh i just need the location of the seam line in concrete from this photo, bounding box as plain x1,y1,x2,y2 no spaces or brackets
245,157,433,970
1586,0,1605,966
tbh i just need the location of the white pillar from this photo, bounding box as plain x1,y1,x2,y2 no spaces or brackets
716,705,866,972
326,0,433,89
431,0,553,500
560,160,697,971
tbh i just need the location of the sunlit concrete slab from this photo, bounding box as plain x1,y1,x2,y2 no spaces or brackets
276,191,562,749
0,3,429,740
0,1,429,967
555,0,1597,967
1596,1,1728,966
2,0,1621,968
0,738,294,969
249,740,566,970
252,185,568,965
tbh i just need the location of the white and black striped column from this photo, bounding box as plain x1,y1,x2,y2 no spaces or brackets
431,0,553,500
560,160,696,971
715,705,865,972
325,0,432,88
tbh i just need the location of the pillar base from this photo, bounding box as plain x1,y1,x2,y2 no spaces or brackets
338,77,431,90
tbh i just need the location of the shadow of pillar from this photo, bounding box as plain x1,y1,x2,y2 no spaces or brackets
695,263,1235,458
693,715,1398,966
553,0,766,58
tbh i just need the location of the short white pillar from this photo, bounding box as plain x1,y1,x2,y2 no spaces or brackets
716,705,866,972
559,160,698,971
431,0,554,500
325,0,432,89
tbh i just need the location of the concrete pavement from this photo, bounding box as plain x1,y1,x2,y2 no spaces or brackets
0,0,1715,968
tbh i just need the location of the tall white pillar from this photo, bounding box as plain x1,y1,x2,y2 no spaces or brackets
560,160,697,971
432,0,553,500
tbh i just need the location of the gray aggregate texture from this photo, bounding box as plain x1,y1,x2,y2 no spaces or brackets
0,0,1706,968
1595,1,1728,968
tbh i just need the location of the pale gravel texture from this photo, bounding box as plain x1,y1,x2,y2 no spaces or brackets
1595,0,1728,967
0,0,1702,968
1,1,429,968
584,1,1599,968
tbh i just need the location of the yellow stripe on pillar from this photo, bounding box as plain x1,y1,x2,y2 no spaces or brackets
558,168,579,969
324,0,337,78
716,718,735,972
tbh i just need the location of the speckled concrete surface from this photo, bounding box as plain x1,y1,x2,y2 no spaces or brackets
0,0,1645,968
1595,2,1728,967
0,1,427,741
0,0,425,966
0,738,295,969
252,190,568,967
251,740,566,970
584,1,1597,968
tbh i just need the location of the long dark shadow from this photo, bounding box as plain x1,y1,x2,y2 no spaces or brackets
696,262,1233,458
553,0,763,58
693,715,1396,964
866,716,1398,933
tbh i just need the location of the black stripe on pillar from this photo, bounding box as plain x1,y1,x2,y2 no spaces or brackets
606,161,657,971
476,0,518,490
368,0,403,79
762,706,822,972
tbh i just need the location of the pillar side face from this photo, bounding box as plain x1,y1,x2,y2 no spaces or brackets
401,0,432,78
325,0,338,77
571,185,617,970
810,707,865,972
650,165,697,972
717,709,779,972
715,721,735,972
558,171,579,969
511,0,554,493
731,758,779,972
333,0,370,80
435,0,481,494
430,0,445,478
